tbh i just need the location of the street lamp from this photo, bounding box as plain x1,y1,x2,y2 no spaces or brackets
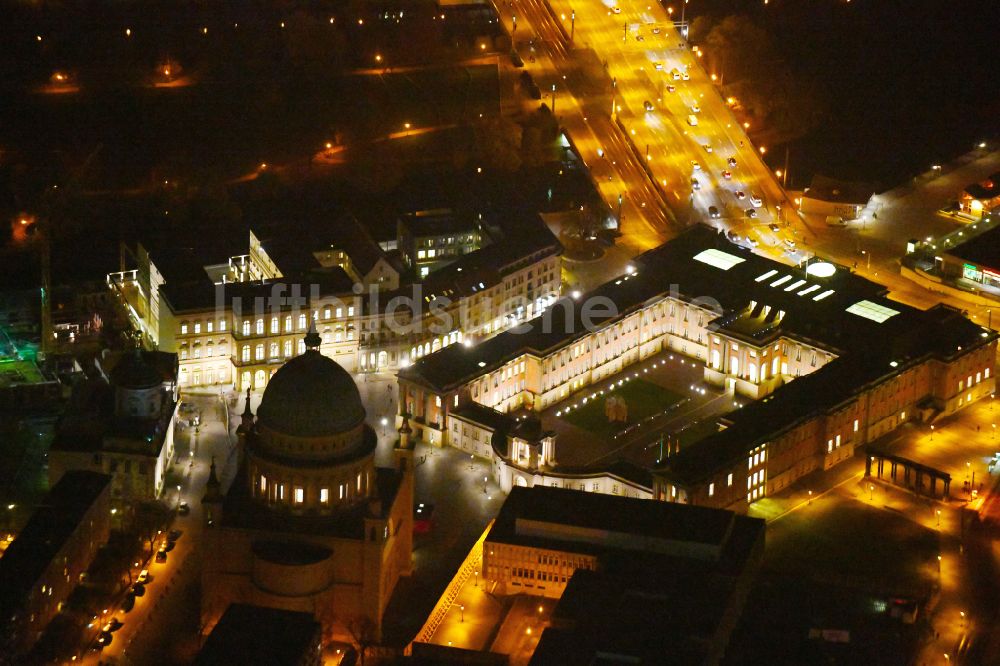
868,484,874,500
936,509,941,526
807,490,813,504
460,604,465,622
551,84,557,115
474,570,479,587
380,417,388,437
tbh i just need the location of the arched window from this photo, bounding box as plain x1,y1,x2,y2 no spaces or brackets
298,314,307,330
284,340,292,357
270,316,279,333
284,315,292,332
256,318,264,335
255,344,264,360
298,339,305,354
241,345,250,362
269,342,279,358
242,320,251,336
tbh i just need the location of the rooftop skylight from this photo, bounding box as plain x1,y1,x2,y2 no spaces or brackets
846,300,900,323
755,269,778,282
770,275,792,287
813,289,836,301
693,249,746,271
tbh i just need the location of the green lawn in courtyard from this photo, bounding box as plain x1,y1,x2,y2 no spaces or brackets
558,379,683,435
765,498,939,594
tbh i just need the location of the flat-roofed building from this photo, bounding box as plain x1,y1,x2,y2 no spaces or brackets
484,486,763,664
195,604,321,666
400,225,996,512
0,471,111,656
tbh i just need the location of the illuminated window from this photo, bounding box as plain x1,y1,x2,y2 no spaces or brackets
986,368,991,379
417,250,426,259
207,321,214,333
708,482,715,497
255,344,264,360
339,485,345,500
269,342,278,358
324,307,331,319
294,487,304,504
241,346,250,362
180,349,188,360
827,439,833,453
854,419,859,432
219,319,226,331
298,340,305,354
835,434,841,447
255,319,264,335
242,320,251,336
900,411,906,421
348,306,355,317
284,340,292,357
285,315,292,332
271,316,279,333
194,322,201,334
336,307,343,318
320,488,329,503
299,314,307,330
278,484,285,500
727,473,733,487
435,396,442,407
260,476,267,493
357,472,362,491
180,323,188,335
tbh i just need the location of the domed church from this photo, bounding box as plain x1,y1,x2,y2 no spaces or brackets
201,325,414,644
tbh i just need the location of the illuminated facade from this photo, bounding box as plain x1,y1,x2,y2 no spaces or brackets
200,329,413,643
400,226,997,511
108,213,560,392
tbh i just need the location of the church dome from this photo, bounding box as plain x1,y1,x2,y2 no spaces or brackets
256,349,366,438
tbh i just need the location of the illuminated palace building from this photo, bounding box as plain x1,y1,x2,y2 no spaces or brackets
107,211,560,392
398,226,997,511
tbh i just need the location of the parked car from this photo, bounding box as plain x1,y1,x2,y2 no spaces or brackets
178,502,190,516
510,50,524,68
666,84,675,93
727,157,737,167
120,593,135,613
132,583,146,597
102,618,123,633
722,170,732,179
654,61,664,71
691,178,701,190
769,223,780,232
612,6,621,13
137,569,149,584
750,192,763,207
746,208,758,219
735,190,746,200
702,144,712,153
690,160,701,170
708,206,720,219
643,100,654,111
168,529,182,542
96,632,113,649
155,549,167,563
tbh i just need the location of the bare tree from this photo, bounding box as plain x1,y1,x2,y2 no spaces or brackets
345,615,378,666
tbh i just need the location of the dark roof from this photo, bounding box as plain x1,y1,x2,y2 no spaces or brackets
256,349,366,438
401,225,908,392
195,604,320,666
451,402,513,432
109,350,162,389
0,472,111,622
531,564,738,666
398,209,479,237
804,174,876,205
160,270,356,314
944,224,1000,271
487,486,761,554
963,175,999,200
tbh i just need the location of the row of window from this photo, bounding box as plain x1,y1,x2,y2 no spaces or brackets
258,472,364,504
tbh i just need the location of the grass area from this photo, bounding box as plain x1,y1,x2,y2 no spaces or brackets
765,498,939,594
558,379,683,435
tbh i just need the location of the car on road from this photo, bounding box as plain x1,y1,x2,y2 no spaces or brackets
635,34,644,42
654,61,664,71
612,6,621,13
414,502,435,534
690,160,701,170
643,100,654,111
784,238,797,249
735,190,746,200
769,223,780,232
155,549,167,563
691,178,701,190
722,170,732,179
510,51,524,68
652,26,661,34
178,501,190,516
727,157,737,167
103,618,123,633
747,237,759,247
750,192,763,206
669,69,681,80
137,569,149,584
690,104,700,113
745,208,758,219
132,583,146,597
163,540,176,553
168,529,182,542
121,593,136,613
708,206,720,219
702,144,712,153
681,71,691,80
96,632,113,649
666,84,675,92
